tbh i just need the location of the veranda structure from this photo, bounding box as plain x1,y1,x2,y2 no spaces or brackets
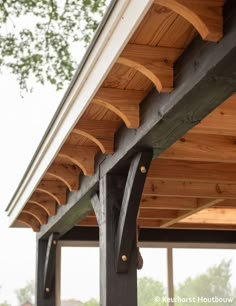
5,0,236,305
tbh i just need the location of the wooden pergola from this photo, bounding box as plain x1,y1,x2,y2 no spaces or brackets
5,0,236,305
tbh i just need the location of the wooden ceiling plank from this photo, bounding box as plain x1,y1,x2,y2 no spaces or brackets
160,134,236,163
160,198,224,227
36,181,67,205
58,144,98,176
93,88,146,128
29,192,56,216
46,163,80,191
170,223,236,230
117,44,183,92
73,120,120,154
141,196,199,210
144,179,236,199
139,208,180,219
181,208,236,225
17,213,41,232
23,203,48,225
148,159,236,183
154,0,223,41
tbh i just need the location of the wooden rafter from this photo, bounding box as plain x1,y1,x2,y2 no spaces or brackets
36,181,67,205
92,88,146,128
73,120,120,154
141,196,199,210
46,163,80,191
154,0,223,41
29,192,56,216
17,212,40,232
58,144,98,176
117,44,183,92
23,203,48,225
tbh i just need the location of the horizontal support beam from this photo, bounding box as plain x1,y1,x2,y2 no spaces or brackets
37,2,236,239
60,227,236,244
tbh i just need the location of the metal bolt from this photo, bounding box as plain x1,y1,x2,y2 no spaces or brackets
140,166,146,173
122,255,128,262
45,288,50,293
53,240,57,245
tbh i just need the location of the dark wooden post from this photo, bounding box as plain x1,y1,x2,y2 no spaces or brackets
99,174,138,306
92,151,153,306
36,233,58,306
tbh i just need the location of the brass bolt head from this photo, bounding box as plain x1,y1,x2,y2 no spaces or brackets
122,255,128,262
45,288,50,292
140,166,146,173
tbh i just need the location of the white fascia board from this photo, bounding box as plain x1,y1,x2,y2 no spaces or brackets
7,0,153,226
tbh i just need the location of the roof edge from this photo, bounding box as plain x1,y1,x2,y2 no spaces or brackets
6,0,153,226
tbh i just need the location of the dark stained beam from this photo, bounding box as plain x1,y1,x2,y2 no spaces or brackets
60,226,236,244
38,1,236,239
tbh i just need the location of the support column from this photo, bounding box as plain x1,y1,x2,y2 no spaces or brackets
92,151,153,306
100,174,138,306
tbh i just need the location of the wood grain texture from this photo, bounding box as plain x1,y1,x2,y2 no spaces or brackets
160,198,223,227
118,44,183,92
36,181,67,205
141,196,199,210
181,208,236,224
58,144,98,176
29,192,57,216
160,133,236,163
73,120,120,153
46,163,80,191
23,203,48,225
154,0,223,41
17,212,40,232
144,179,236,199
93,88,146,128
148,159,236,183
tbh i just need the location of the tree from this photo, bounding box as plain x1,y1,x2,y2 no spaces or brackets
15,280,35,305
83,298,99,306
138,277,166,306
0,0,107,91
175,260,236,306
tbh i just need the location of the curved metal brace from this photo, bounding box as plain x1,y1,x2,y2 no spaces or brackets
17,212,40,232
118,44,183,92
29,192,57,216
93,88,147,128
36,180,67,205
154,0,223,42
58,144,98,176
73,120,120,154
46,163,80,191
22,203,48,225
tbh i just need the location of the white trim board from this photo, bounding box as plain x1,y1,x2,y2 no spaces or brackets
6,0,153,226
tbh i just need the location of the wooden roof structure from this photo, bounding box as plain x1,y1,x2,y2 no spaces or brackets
5,1,236,305
6,0,236,234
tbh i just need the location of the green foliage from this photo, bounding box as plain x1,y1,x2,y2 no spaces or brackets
83,297,99,306
0,0,107,91
15,280,35,305
0,302,11,306
138,277,166,306
175,259,236,306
